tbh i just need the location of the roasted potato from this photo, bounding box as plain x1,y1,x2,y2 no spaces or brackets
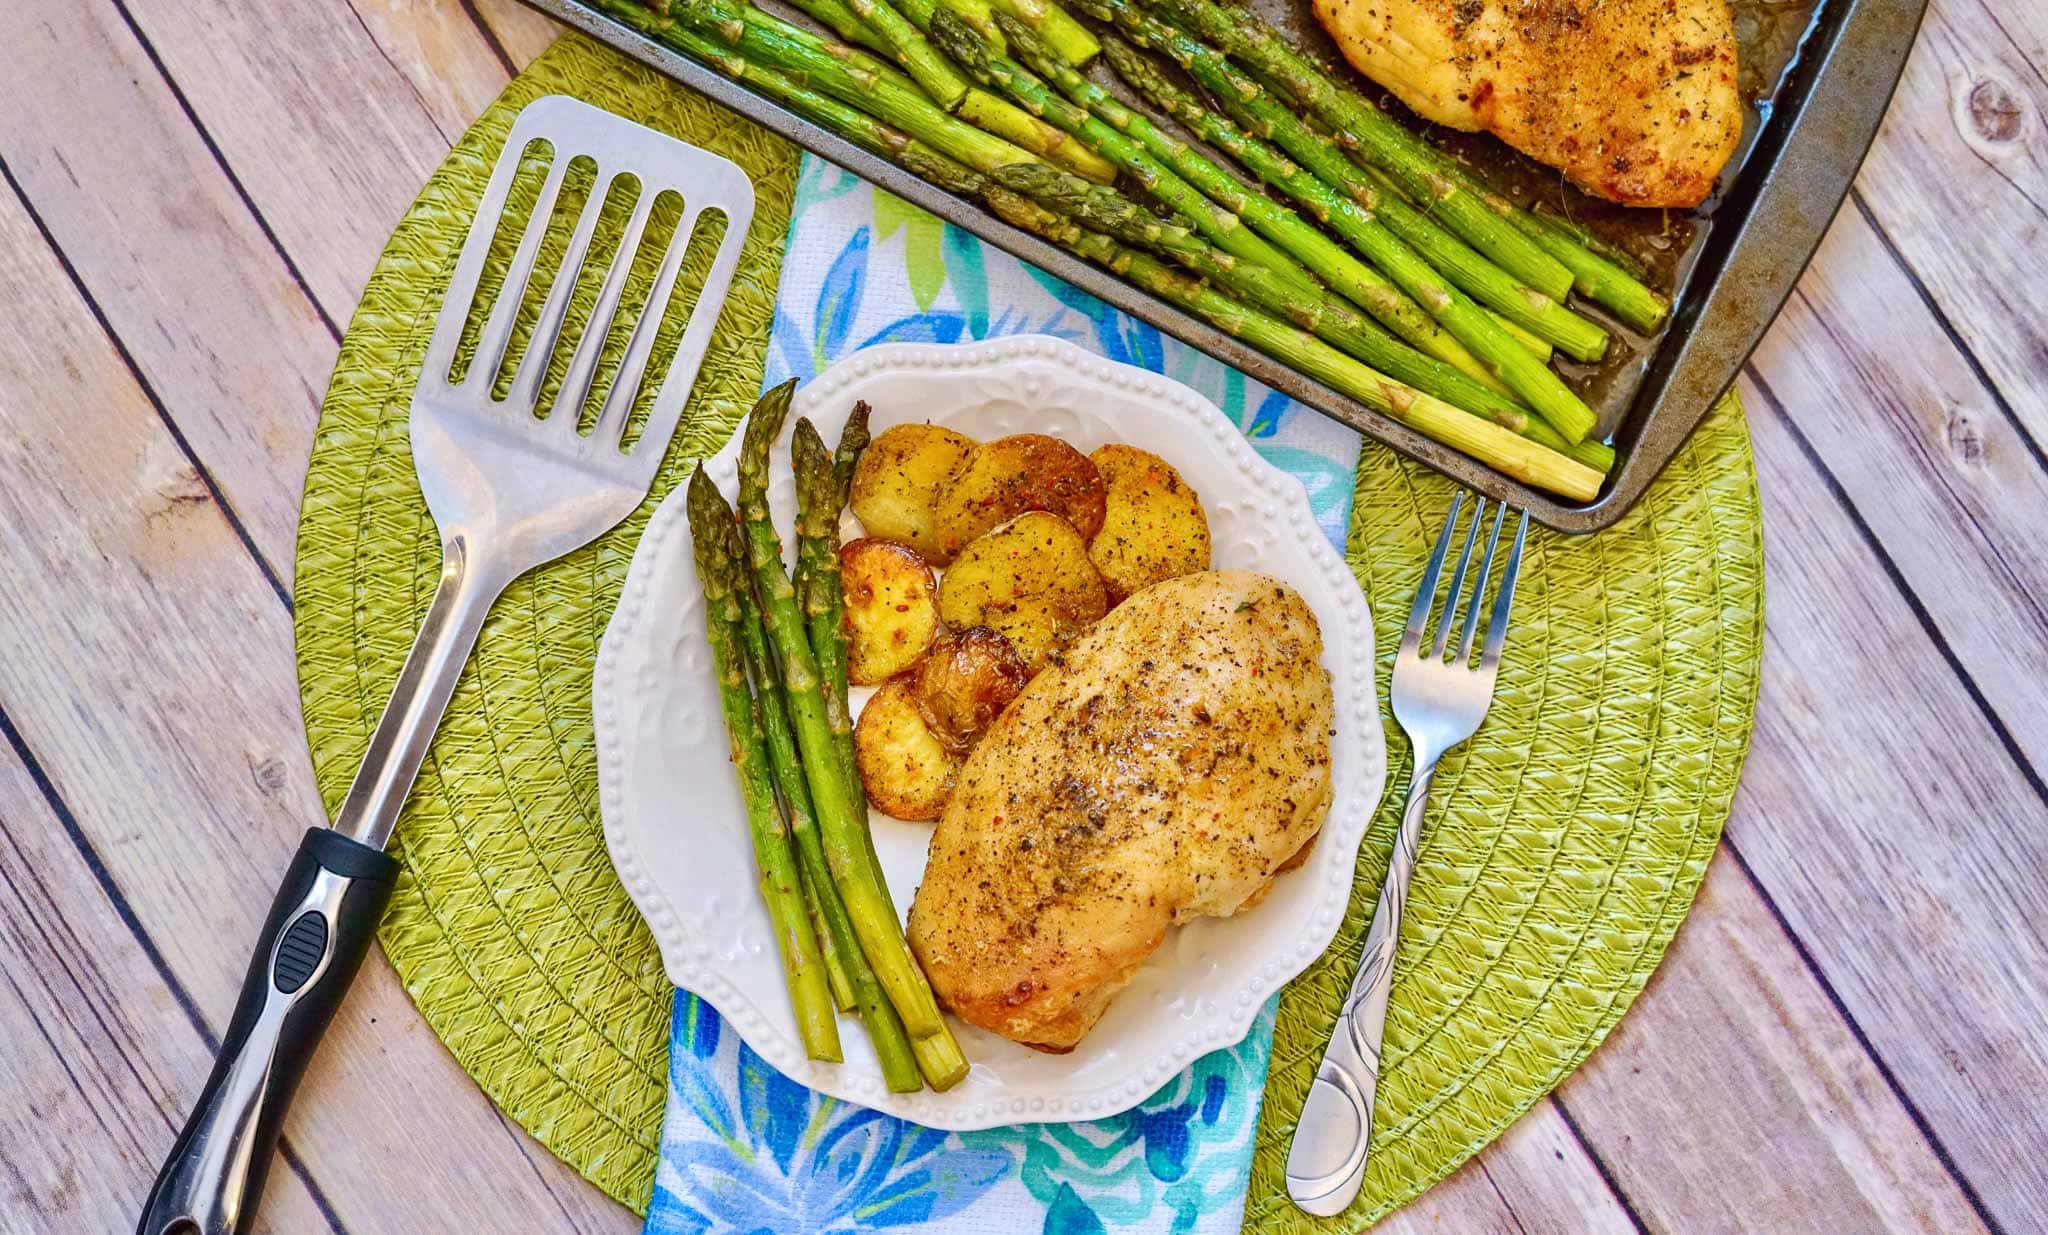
1086,444,1212,601
848,423,977,560
912,627,1030,751
840,538,941,685
854,677,960,821
937,512,1109,672
931,434,1107,562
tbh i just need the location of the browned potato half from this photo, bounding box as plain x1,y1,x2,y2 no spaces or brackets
854,677,960,821
912,627,1030,751
931,434,1107,562
848,423,977,560
840,538,941,685
1086,444,1212,601
937,512,1109,672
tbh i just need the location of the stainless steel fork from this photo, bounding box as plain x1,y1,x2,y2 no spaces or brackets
1285,493,1530,1217
138,95,753,1235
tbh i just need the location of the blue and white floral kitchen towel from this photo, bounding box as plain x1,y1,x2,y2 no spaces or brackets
643,155,1362,1235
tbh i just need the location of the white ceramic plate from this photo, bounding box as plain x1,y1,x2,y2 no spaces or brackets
595,335,1385,1129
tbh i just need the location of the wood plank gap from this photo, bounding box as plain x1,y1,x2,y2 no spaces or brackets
341,0,461,147
1743,363,2048,812
0,964,125,1146
491,1107,596,1232
99,0,343,343
1976,3,2047,91
1548,1095,1653,1235
1847,190,2048,474
1475,1157,1533,1235
0,705,352,1235
0,704,215,1051
0,155,294,610
1,825,183,1131
458,0,523,77
1718,836,2010,1235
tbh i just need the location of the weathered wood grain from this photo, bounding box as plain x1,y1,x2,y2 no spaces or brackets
341,0,529,137
106,0,462,319
1724,373,2048,1229
1402,1102,1641,1235
0,747,339,1233
1557,854,1993,1233
1852,0,2047,441
475,0,570,66
1751,206,2048,773
0,183,632,1234
0,0,340,567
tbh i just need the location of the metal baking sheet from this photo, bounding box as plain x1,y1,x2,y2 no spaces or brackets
524,0,1926,531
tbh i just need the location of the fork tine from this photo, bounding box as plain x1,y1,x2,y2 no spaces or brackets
468,154,571,393
592,202,694,447
1455,502,1508,664
553,186,657,432
1478,511,1530,670
1403,492,1463,652
1430,496,1486,660
504,165,613,413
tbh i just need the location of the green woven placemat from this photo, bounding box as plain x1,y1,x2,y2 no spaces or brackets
295,32,1763,1227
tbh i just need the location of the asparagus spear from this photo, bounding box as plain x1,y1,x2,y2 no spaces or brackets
778,0,902,55
1076,30,1597,441
977,174,1608,471
795,421,971,1089
685,469,842,1063
819,0,1121,182
647,26,1598,463
833,0,971,109
1118,0,1574,301
980,187,1602,498
931,9,1510,397
604,0,1107,185
794,418,883,902
732,524,923,1091
1001,162,1503,399
1122,0,1666,328
1528,206,1653,282
735,384,960,1056
988,0,1099,64
1513,208,1669,333
761,0,1118,182
793,418,867,801
1355,144,1668,333
923,0,1007,50
928,10,1321,291
1489,312,1552,362
1086,14,1606,363
804,865,857,1011
778,419,860,1011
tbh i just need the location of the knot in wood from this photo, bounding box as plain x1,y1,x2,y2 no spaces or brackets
1964,76,2023,144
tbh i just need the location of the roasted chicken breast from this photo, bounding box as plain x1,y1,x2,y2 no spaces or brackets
1314,0,1742,206
907,570,1334,1051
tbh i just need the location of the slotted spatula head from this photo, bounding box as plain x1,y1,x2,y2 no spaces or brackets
409,94,755,580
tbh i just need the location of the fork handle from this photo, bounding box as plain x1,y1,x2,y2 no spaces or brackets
1285,757,1439,1217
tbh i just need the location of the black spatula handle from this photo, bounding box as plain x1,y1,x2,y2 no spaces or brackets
137,828,397,1235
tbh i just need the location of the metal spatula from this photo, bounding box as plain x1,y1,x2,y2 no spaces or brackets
138,95,754,1235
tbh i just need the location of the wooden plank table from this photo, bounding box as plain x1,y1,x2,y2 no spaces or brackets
0,0,2040,1229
